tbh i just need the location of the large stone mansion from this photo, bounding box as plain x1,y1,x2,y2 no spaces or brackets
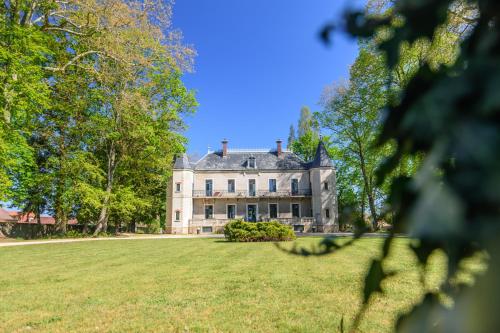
166,139,338,234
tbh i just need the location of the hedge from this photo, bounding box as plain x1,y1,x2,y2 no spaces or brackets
224,220,296,242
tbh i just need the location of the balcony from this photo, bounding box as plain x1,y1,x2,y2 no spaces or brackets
192,189,312,198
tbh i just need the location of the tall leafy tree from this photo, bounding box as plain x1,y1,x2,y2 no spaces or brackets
0,2,53,203
286,125,296,149
316,1,474,231
1,0,197,234
290,131,321,162
297,106,316,138
91,60,196,235
302,0,497,331
289,106,322,161
319,48,388,230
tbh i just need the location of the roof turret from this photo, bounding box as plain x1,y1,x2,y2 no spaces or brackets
310,141,333,168
173,153,192,170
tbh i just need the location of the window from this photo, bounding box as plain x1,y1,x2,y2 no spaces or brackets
247,204,257,222
293,225,304,232
325,209,330,219
228,179,235,193
324,181,329,190
227,204,236,219
248,157,256,168
292,203,300,218
202,226,213,233
269,179,277,192
175,183,181,192
269,203,278,219
205,205,213,219
248,179,256,196
291,179,299,195
175,210,181,221
205,179,213,197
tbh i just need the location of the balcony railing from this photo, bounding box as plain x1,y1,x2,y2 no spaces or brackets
192,189,312,198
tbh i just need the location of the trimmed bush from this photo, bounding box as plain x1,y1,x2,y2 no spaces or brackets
224,219,296,242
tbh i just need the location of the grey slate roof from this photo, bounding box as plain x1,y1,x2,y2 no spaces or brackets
173,153,191,170
194,151,309,171
173,142,334,171
310,140,334,168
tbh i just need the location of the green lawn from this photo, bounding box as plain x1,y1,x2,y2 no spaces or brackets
0,237,446,332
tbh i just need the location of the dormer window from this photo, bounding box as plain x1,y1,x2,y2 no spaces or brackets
248,157,256,169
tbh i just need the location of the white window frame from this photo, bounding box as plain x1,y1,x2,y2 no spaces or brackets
246,203,259,221
291,202,301,218
268,203,279,219
325,208,330,219
174,210,181,222
175,182,182,192
205,179,213,196
226,204,236,219
227,179,235,193
248,178,257,196
268,178,277,192
204,204,214,220
323,181,329,191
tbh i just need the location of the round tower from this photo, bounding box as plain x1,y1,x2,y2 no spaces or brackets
167,153,193,234
309,141,338,232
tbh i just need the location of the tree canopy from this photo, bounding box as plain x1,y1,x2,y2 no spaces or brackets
310,0,499,330
0,0,197,234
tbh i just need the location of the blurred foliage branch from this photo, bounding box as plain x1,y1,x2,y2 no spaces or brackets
294,0,499,331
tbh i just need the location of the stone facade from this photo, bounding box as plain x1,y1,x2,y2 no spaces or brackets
166,140,338,234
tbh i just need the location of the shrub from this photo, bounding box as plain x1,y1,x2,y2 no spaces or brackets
224,220,296,242
65,230,85,238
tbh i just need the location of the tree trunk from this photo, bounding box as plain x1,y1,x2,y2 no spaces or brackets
54,183,68,234
357,142,378,231
54,139,69,234
55,209,68,234
93,142,117,236
361,187,366,227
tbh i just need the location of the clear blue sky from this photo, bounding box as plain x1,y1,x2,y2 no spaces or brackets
173,0,364,157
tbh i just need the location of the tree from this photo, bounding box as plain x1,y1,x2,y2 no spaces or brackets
316,1,473,232
289,106,323,161
297,106,317,138
0,4,53,204
1,0,197,235
319,48,388,230
287,125,296,149
309,0,499,331
91,59,197,235
290,131,320,162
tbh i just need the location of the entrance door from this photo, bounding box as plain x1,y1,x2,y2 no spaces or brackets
269,203,278,219
247,204,257,222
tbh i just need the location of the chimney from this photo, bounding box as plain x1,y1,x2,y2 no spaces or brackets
222,139,228,157
276,139,283,157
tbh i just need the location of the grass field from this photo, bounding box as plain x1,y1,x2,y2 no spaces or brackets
0,237,447,332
